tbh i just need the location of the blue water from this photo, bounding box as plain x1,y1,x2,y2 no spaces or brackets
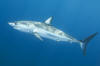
0,0,100,66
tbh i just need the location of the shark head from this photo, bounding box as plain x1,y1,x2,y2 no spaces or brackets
8,22,16,26
8,21,34,32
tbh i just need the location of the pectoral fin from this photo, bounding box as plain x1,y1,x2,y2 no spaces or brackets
34,33,43,41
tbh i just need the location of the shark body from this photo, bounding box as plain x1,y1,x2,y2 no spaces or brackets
8,17,98,55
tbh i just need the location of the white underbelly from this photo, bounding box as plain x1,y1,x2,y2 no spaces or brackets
37,29,67,41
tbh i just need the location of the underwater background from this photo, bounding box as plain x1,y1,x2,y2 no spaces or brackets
0,0,100,66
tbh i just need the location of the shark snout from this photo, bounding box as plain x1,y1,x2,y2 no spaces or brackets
8,22,15,26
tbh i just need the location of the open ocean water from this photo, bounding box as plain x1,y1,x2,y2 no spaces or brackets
0,0,100,66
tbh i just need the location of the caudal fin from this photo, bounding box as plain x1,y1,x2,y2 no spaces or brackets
80,32,98,55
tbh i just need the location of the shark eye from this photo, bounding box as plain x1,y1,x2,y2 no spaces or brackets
15,23,17,25
15,22,19,25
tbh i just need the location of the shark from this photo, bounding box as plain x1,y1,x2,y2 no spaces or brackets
8,17,98,55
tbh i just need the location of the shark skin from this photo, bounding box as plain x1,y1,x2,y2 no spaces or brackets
8,17,98,55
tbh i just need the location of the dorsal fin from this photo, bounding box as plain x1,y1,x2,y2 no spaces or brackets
44,17,53,25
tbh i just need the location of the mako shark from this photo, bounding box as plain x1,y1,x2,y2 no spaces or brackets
8,17,98,55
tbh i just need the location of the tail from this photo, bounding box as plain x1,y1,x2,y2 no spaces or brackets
79,32,98,56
